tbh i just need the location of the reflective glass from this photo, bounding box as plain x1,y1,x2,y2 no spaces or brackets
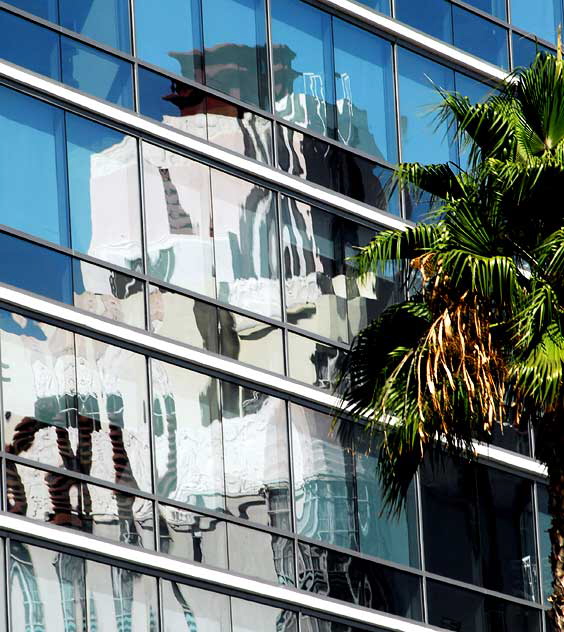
231,596,298,631
291,404,357,549
463,0,505,17
7,0,58,21
282,197,348,342
276,125,398,213
159,505,228,568
538,485,551,604
7,462,154,547
202,0,269,110
0,10,60,79
59,0,131,52
0,232,72,304
488,418,531,456
427,580,542,632
287,332,345,392
354,428,419,567
211,169,281,319
227,522,296,585
397,47,457,164
453,7,509,69
218,308,284,374
86,560,158,631
135,0,203,82
395,0,452,42
149,285,219,352
298,542,422,619
61,36,134,108
512,34,554,69
66,113,142,270
222,388,291,529
0,86,69,246
354,0,390,13
74,334,151,491
143,142,214,296
162,580,231,631
271,0,336,137
510,0,562,44
73,259,145,329
302,615,385,632
151,359,224,511
333,18,396,161
421,459,539,601
9,541,86,632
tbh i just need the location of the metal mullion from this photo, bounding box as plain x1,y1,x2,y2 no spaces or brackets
507,24,557,51
3,537,11,632
146,358,159,553
414,470,428,623
285,400,300,587
284,325,349,353
533,481,548,611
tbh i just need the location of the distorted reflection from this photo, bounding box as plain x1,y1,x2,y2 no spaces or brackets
7,462,154,548
287,332,345,392
211,170,281,319
161,580,231,631
1,312,151,492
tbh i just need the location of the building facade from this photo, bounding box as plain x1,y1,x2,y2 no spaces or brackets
0,0,556,631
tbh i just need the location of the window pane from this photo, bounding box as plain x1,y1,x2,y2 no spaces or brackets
211,169,281,319
282,197,348,342
162,580,231,631
0,87,69,246
66,113,142,270
464,0,505,18
222,389,291,529
9,542,86,632
231,596,298,632
75,334,151,491
510,0,562,44
202,0,269,110
354,0,390,13
537,485,551,604
151,359,224,511
395,0,452,42
7,0,58,21
61,36,133,108
0,10,60,79
291,404,357,549
73,259,145,329
427,580,542,632
301,615,386,632
333,19,396,161
271,0,335,137
512,34,553,69
59,0,131,52
135,0,203,81
298,542,422,619
86,560,158,632
143,142,214,296
218,309,284,374
0,232,72,304
397,47,457,164
7,462,154,548
287,332,345,392
453,7,509,69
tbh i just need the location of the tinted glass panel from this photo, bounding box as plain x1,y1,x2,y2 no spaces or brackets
453,7,509,69
512,34,553,68
7,0,57,21
395,0,452,42
354,0,390,13
66,114,142,270
59,0,131,52
202,0,269,109
271,0,335,137
398,47,457,164
0,232,72,304
162,580,231,630
0,86,69,246
9,542,86,632
298,542,422,619
291,405,357,549
510,0,562,44
282,197,348,342
222,389,291,529
135,0,202,81
151,359,224,510
333,18,396,161
287,332,344,392
302,615,386,632
428,580,542,632
231,596,297,631
211,169,281,319
61,37,133,108
0,10,60,79
143,142,214,296
463,0,505,18
538,485,551,604
7,462,155,547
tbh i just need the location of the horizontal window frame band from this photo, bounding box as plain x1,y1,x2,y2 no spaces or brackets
0,283,548,482
0,511,430,632
0,59,408,233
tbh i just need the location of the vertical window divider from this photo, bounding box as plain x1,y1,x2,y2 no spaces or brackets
286,401,300,590
391,42,405,218
275,191,289,377
3,538,11,632
128,0,137,58
414,468,429,623
532,482,547,622
264,0,278,166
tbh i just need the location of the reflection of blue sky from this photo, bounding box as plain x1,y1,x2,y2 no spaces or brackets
511,0,561,45
202,0,264,51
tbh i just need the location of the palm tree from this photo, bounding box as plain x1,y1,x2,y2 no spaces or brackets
338,52,564,629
